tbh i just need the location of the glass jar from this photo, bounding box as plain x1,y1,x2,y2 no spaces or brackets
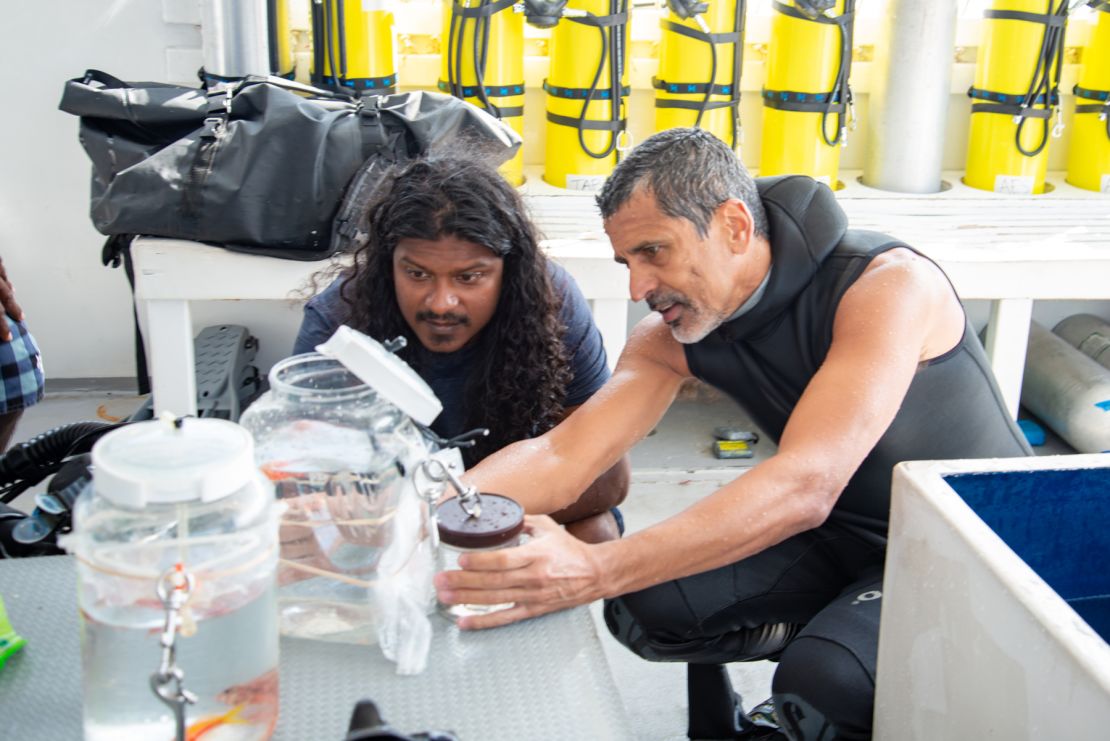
238,351,435,645
63,417,279,741
436,493,525,620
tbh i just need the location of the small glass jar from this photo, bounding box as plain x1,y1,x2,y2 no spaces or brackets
436,493,524,620
238,350,435,644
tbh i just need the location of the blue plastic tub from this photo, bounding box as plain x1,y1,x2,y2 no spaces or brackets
945,467,1110,642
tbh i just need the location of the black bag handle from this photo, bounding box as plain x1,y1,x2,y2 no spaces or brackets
80,69,133,89
229,74,358,102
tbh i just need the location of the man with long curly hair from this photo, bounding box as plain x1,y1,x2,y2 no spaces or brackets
434,128,1031,740
293,156,629,542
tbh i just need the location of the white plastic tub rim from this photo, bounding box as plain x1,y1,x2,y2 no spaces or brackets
891,453,1110,696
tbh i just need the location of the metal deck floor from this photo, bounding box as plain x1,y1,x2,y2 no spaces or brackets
4,383,1071,739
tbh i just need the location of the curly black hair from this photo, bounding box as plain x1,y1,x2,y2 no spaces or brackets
336,156,571,466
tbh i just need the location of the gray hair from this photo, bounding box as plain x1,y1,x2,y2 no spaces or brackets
595,128,768,240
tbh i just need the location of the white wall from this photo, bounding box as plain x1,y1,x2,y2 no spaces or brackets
0,1,202,379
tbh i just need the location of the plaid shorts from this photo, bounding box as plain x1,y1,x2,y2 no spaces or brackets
0,316,45,414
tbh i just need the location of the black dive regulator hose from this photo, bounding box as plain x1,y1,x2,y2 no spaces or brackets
0,421,122,504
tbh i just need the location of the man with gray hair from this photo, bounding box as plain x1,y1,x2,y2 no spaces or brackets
436,128,1029,739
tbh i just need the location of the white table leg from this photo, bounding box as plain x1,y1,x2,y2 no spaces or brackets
983,298,1034,421
145,299,198,417
590,299,629,372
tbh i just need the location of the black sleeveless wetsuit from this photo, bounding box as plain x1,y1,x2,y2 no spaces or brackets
604,176,1031,741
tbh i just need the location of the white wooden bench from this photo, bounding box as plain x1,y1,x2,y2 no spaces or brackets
132,170,1110,420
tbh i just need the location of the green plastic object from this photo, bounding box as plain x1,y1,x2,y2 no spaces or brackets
0,593,27,670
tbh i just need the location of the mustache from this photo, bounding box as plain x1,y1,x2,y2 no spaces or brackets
415,310,469,325
645,291,689,313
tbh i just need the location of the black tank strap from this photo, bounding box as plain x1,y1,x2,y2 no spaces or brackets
544,80,631,100
652,77,736,96
338,75,397,93
968,86,1057,118
1074,85,1110,139
449,0,516,18
546,111,627,131
984,8,1067,26
438,80,525,103
567,11,628,28
654,98,738,111
1074,84,1110,104
772,0,852,25
762,89,846,114
659,19,741,44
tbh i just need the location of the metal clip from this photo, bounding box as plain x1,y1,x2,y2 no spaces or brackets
382,336,407,354
419,458,482,519
1052,107,1065,138
150,565,197,741
616,129,634,153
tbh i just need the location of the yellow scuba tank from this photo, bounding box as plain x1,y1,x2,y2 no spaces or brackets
269,0,296,78
312,0,397,94
440,0,526,185
654,0,746,148
1066,1,1110,192
544,0,630,190
964,0,1070,194
759,0,855,187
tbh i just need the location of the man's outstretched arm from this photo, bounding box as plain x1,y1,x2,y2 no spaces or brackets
461,315,689,516
439,250,965,629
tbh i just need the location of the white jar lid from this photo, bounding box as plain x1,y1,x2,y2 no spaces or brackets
92,416,257,508
315,325,442,426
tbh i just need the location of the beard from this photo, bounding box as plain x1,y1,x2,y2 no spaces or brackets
646,290,725,344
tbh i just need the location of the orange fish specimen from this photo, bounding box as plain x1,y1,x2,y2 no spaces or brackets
182,704,246,741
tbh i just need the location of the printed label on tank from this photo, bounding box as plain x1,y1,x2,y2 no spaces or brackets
565,175,607,193
362,0,389,9
1102,174,1110,195
994,175,1035,195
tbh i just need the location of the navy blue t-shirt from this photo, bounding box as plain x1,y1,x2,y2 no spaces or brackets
292,262,610,440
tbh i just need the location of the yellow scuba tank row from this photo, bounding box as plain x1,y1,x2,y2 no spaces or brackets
1066,0,1110,192
311,0,397,94
440,0,526,185
267,1,1104,195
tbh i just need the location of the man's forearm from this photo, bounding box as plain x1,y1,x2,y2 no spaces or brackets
590,455,833,599
549,455,631,523
464,435,605,514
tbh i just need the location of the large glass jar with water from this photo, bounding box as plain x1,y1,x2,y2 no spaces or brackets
63,416,280,741
239,327,442,658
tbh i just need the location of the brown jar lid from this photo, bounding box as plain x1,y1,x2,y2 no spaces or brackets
436,493,524,549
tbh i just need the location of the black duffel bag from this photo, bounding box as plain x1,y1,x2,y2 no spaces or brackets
59,70,521,260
